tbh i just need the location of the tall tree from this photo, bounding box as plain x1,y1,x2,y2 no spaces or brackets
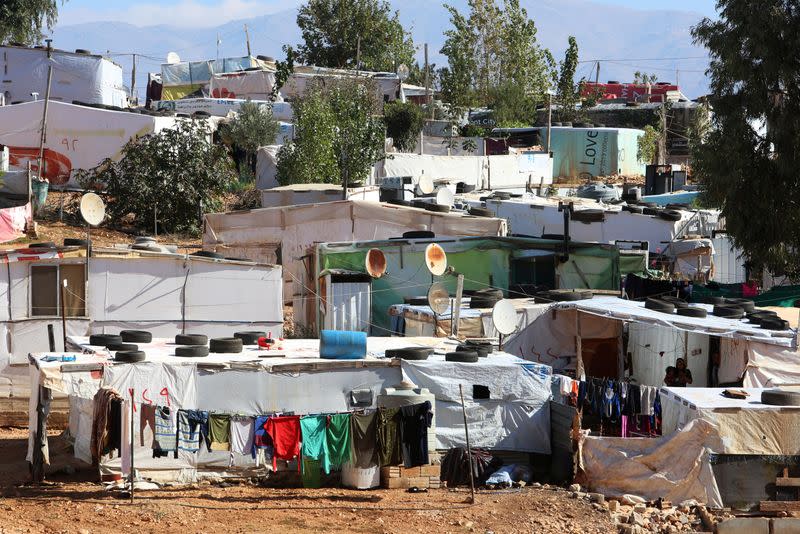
555,36,580,121
692,1,800,276
439,5,478,110
295,0,414,73
0,0,61,45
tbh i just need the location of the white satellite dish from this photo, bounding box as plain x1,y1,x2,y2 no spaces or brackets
397,63,409,81
166,52,181,65
435,187,454,207
79,193,106,226
424,243,447,276
417,175,434,195
491,299,518,336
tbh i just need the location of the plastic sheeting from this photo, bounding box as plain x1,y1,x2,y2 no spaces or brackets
0,203,30,243
208,70,275,100
0,46,127,106
0,101,176,187
579,418,724,508
534,126,645,178
628,322,709,388
401,354,552,453
161,56,259,87
260,184,380,207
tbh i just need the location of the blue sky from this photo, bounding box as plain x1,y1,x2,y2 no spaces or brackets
55,0,718,27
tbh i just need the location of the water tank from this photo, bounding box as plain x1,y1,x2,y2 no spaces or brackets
377,380,437,455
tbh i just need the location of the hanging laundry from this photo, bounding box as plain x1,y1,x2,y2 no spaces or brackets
264,415,301,471
120,400,131,476
91,387,122,466
623,384,642,416
209,413,231,451
376,407,402,466
399,401,433,468
300,415,329,473
153,406,177,458
140,404,157,447
230,416,255,456
186,410,211,451
639,386,657,416
252,415,274,468
351,412,377,468
176,410,201,453
326,413,351,471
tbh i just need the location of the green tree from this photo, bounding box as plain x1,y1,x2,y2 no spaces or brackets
77,121,234,234
692,1,800,276
219,101,279,177
633,71,658,85
277,79,384,186
439,4,478,110
555,36,580,122
0,0,60,45
295,0,414,73
637,124,659,165
272,45,298,101
384,100,424,152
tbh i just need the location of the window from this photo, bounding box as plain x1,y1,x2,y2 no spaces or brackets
30,264,86,317
473,385,490,400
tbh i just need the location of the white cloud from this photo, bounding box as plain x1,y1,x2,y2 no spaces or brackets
57,0,304,28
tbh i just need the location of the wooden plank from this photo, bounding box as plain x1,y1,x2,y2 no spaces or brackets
760,501,800,512
775,477,800,487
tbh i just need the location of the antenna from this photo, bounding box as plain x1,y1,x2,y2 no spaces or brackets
435,187,454,207
426,281,450,315
166,52,181,64
417,175,434,195
397,63,409,81
424,243,447,276
80,193,105,226
365,248,387,278
491,298,518,349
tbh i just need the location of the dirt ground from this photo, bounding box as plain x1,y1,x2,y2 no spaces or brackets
0,427,614,534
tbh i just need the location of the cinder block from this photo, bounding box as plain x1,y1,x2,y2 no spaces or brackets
420,464,441,477
400,466,422,477
383,476,430,489
772,518,800,534
717,518,770,534
380,466,400,480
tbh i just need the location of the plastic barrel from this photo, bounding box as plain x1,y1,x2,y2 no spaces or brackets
319,330,367,360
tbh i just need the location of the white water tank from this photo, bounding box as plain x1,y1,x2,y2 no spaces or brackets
377,380,437,454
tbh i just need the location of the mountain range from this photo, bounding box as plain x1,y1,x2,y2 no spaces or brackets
50,0,712,102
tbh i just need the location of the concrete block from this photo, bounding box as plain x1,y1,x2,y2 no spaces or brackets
717,517,770,534
772,518,800,534
419,464,441,477
399,466,421,477
383,476,430,489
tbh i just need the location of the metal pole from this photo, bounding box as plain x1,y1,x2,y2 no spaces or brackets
546,92,552,153
47,324,55,352
60,279,67,351
453,274,464,338
129,390,135,503
459,384,475,504
130,54,137,106
26,161,32,219
244,24,251,57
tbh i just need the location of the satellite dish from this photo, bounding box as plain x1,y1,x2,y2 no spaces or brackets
397,63,409,81
365,248,387,278
435,187,454,207
491,299,518,335
424,243,447,276
166,51,181,64
427,281,450,315
417,175,434,195
80,193,106,226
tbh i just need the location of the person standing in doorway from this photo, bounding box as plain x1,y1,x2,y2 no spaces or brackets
674,358,693,387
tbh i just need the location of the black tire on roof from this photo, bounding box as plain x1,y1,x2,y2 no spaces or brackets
571,209,606,223
661,296,689,309
424,204,451,213
658,210,682,222
761,389,800,406
114,350,146,363
676,306,707,318
645,298,675,314
712,305,744,319
446,351,479,363
725,298,755,313
456,344,489,357
705,296,725,305
234,331,267,344
175,334,208,346
465,339,494,354
209,337,243,353
89,334,123,347
622,205,644,214
64,238,89,247
746,311,778,325
387,199,411,207
468,207,494,217
540,289,592,302
29,242,57,249
107,343,139,352
175,345,210,357
385,347,432,360
760,317,790,331
402,230,435,239
120,330,152,343
191,250,224,259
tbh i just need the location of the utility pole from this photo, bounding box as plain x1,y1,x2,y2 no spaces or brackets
36,39,53,189
130,53,137,106
595,61,600,85
424,43,433,119
244,24,251,57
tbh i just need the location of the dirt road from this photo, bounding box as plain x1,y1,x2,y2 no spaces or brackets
0,427,614,534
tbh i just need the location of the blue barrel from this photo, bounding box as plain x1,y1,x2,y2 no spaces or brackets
319,330,367,360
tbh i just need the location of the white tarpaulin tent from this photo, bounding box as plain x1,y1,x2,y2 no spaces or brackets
27,337,553,482
203,200,508,319
208,70,276,100
0,46,127,107
0,247,283,405
151,98,293,120
0,101,176,188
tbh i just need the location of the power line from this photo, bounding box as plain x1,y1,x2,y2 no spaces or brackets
578,56,707,63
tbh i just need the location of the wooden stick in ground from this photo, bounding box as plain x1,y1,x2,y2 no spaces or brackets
130,390,135,503
459,383,476,504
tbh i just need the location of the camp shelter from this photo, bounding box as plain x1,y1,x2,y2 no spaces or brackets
0,101,177,188
0,45,127,107
159,56,269,100
27,337,552,482
259,183,380,208
151,98,293,120
505,296,797,383
0,245,282,423
315,236,621,335
202,200,508,327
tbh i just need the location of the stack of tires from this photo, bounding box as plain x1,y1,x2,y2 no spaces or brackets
174,334,210,357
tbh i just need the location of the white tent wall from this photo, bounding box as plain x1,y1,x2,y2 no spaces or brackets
260,185,380,208
710,236,747,284
255,145,281,190
377,153,553,190
628,323,709,387
0,46,127,107
0,101,177,188
203,200,508,316
207,70,276,100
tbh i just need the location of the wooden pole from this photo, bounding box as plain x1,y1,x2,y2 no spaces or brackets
595,61,600,85
130,54,137,106
37,41,53,188
452,274,464,338
244,24,251,57
129,390,135,503
459,384,476,504
60,279,67,351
